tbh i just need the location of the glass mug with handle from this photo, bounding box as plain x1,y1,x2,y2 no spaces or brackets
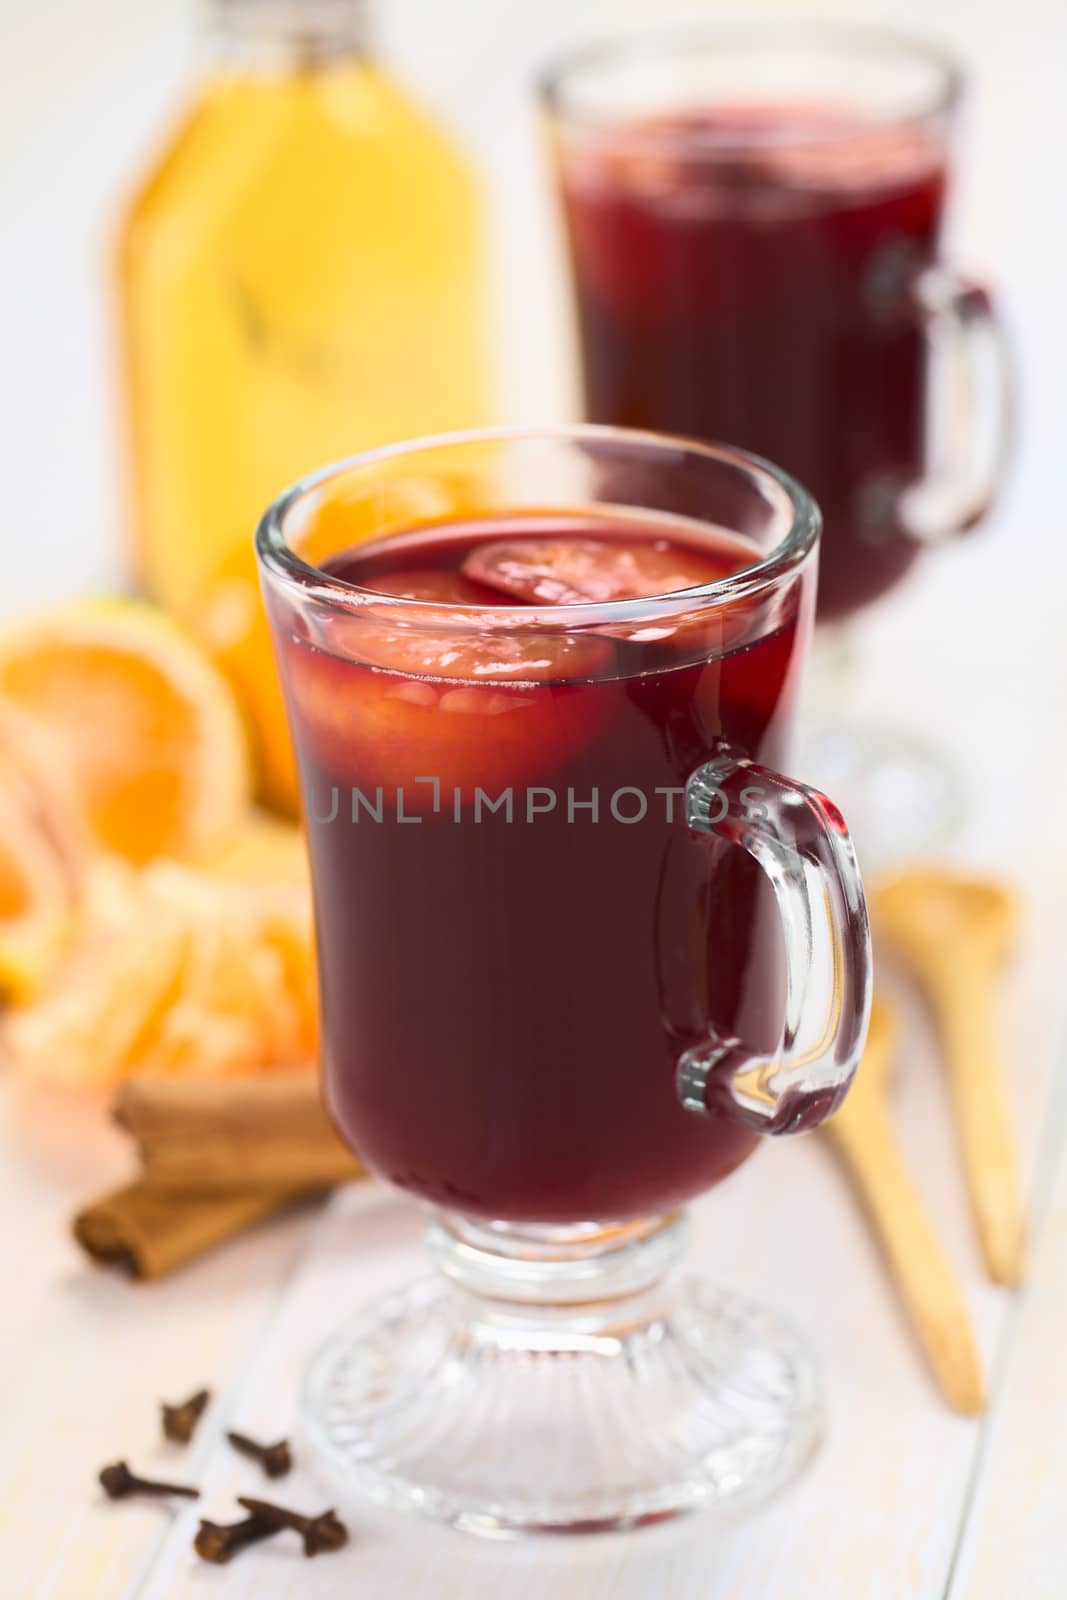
543,24,1013,860
257,425,872,1534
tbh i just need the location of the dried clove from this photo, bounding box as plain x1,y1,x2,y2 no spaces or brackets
194,1512,278,1565
226,1429,292,1478
238,1495,349,1557
99,1461,199,1501
161,1387,211,1445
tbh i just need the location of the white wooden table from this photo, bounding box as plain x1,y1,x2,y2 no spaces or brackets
3,0,1066,1594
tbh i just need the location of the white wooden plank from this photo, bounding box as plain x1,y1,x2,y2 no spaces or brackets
946,1066,1067,1600
0,1079,325,1600
125,1161,993,1600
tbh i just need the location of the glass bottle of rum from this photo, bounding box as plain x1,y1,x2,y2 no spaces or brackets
116,0,493,809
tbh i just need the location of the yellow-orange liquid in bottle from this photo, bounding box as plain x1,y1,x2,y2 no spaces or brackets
117,0,492,810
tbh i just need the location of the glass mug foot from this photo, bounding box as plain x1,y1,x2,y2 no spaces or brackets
300,1213,822,1535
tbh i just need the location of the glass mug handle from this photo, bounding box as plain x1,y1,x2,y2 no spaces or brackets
900,265,1015,542
677,747,872,1135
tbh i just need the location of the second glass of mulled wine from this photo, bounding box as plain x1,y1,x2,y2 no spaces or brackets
543,25,1013,858
257,426,871,1534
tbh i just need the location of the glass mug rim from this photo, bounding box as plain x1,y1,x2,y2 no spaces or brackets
539,19,964,151
255,423,821,631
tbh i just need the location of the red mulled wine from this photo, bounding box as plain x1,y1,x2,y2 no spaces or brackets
276,512,814,1223
557,110,947,619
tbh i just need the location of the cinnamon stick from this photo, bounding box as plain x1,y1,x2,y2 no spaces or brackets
113,1071,363,1193
73,1072,366,1278
73,1181,317,1280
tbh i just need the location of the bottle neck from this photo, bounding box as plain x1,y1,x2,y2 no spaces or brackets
207,0,368,70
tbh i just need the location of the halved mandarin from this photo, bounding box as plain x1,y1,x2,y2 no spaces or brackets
195,811,308,885
0,600,251,863
0,699,92,998
0,698,94,891
0,788,77,1002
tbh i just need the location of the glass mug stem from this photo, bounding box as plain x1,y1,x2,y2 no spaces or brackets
429,1211,688,1309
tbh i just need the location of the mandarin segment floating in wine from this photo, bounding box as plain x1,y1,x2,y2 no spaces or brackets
361,567,504,606
461,533,741,605
288,636,608,806
323,613,611,683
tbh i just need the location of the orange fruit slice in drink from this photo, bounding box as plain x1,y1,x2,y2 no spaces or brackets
286,617,613,807
461,533,762,658
359,568,503,606
462,535,736,606
326,610,611,683
0,600,251,863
